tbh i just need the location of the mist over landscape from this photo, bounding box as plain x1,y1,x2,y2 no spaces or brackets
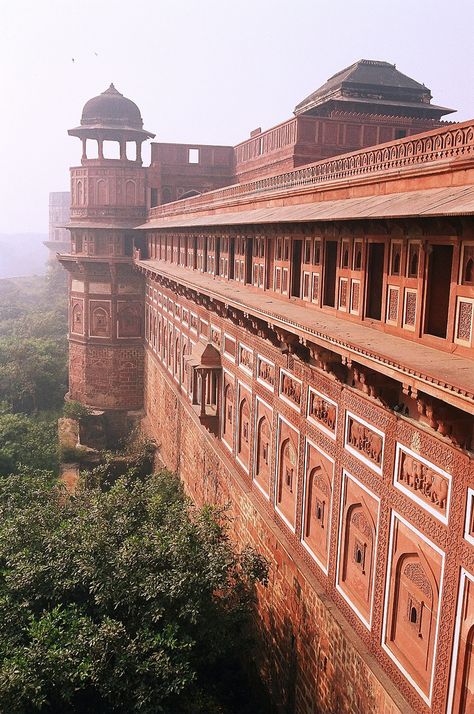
0,234,48,278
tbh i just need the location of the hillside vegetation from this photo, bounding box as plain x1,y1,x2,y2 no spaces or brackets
0,233,49,278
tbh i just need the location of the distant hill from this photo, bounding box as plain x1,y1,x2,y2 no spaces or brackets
0,233,49,278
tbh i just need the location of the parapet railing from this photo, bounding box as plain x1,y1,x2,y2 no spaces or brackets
149,120,474,219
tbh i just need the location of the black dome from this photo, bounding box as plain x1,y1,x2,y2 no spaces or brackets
80,84,144,129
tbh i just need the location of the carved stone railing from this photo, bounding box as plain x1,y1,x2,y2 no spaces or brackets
148,120,474,219
70,206,147,220
234,118,298,163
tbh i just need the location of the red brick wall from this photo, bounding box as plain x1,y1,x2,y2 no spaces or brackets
142,349,416,714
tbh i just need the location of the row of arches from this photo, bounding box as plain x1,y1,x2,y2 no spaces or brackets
73,178,138,206
71,301,141,338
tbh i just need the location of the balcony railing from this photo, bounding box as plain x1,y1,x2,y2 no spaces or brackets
148,120,474,219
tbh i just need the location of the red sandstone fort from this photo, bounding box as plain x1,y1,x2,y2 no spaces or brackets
58,60,474,714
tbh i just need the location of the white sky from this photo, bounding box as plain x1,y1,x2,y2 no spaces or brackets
0,0,473,234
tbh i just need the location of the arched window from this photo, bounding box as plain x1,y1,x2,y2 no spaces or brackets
277,436,297,526
76,180,83,205
223,384,234,443
91,307,109,336
256,416,271,477
96,179,107,204
125,180,136,205
71,303,83,333
238,398,250,465
175,337,180,376
464,257,474,284
118,305,140,337
168,330,173,368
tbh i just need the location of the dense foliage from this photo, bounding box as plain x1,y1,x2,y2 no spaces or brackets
0,405,59,475
0,267,68,475
0,470,268,713
0,266,68,413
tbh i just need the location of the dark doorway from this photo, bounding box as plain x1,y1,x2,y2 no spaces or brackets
291,240,303,297
229,238,235,279
215,238,220,276
245,238,253,284
425,244,453,338
323,241,338,307
192,237,197,269
266,238,273,289
366,243,385,320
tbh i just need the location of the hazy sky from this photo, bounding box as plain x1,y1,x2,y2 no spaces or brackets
0,0,473,234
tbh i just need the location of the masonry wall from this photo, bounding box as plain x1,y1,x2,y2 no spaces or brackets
143,348,413,714
140,266,474,713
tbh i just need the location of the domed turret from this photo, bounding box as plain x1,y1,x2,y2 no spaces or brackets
80,84,146,132
68,84,155,164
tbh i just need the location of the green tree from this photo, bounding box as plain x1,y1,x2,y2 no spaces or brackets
0,407,58,475
0,470,268,713
0,336,67,412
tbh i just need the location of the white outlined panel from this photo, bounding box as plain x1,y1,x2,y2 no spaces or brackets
279,368,302,412
393,443,452,525
252,396,273,500
223,333,236,363
344,411,385,475
381,511,445,707
306,386,337,440
274,414,299,533
256,354,275,393
238,342,254,376
236,381,252,473
464,487,474,546
446,567,474,714
335,470,380,630
301,438,334,575
221,367,235,453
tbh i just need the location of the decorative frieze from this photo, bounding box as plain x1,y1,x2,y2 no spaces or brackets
394,443,451,524
238,343,254,375
344,412,384,474
256,355,275,391
279,368,302,411
307,387,337,439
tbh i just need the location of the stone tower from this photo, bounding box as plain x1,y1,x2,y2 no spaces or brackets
59,85,155,439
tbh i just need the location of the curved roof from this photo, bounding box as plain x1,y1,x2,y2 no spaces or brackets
69,84,155,140
81,83,143,129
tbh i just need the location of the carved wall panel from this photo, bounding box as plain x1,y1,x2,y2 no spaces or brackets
275,416,299,531
382,513,444,706
238,343,254,375
336,471,380,628
307,386,337,439
89,300,111,338
237,383,252,472
465,488,474,547
350,279,361,314
222,371,235,451
386,285,399,325
403,289,417,330
223,333,236,361
394,443,452,524
455,298,474,346
302,440,334,573
279,368,302,411
345,411,385,474
253,397,273,498
71,298,84,335
117,301,142,338
210,325,221,348
256,354,275,392
447,568,474,714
